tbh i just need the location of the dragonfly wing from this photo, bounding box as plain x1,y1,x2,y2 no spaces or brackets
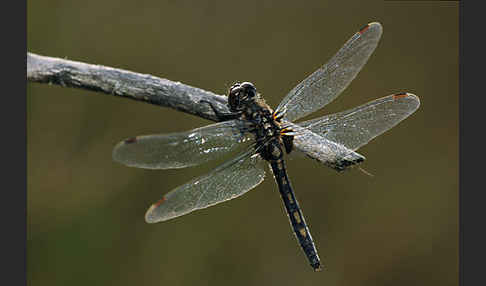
276,22,383,122
145,149,265,223
112,119,253,169
298,93,420,151
285,122,366,172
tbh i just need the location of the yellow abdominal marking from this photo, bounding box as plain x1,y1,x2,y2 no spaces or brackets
293,212,301,223
299,228,307,237
287,193,293,203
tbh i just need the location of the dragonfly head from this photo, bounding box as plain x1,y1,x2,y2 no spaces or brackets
228,81,257,112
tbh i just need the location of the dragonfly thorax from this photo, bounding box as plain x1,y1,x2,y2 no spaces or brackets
227,82,291,161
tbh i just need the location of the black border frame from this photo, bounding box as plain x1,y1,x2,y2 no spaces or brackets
5,0,27,285
460,1,485,285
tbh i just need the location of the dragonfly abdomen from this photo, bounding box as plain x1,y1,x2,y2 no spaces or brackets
270,159,322,271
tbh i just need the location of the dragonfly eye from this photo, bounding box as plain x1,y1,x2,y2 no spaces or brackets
240,82,256,98
229,82,240,92
227,82,257,111
228,83,244,111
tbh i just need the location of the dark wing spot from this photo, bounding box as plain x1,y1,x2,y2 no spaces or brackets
153,197,167,207
393,92,409,100
359,24,370,34
124,137,138,144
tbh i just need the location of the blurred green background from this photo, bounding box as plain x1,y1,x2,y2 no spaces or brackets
27,1,458,285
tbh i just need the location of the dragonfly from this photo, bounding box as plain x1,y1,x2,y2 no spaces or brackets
112,22,420,271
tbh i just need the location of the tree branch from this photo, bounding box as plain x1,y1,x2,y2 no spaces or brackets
27,52,230,122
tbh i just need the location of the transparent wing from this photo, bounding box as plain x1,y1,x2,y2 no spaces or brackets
298,93,420,151
112,119,254,169
276,22,383,121
284,122,366,172
145,149,265,223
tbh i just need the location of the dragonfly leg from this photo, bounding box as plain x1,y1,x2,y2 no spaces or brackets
282,135,294,154
200,100,242,121
273,106,287,121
